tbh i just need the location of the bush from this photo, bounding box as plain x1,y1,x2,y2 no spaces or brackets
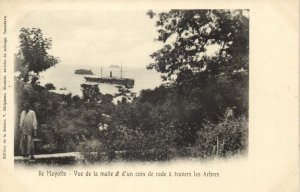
77,139,107,163
45,83,56,90
195,117,248,158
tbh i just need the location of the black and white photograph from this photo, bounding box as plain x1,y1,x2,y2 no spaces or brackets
13,9,249,165
1,0,299,192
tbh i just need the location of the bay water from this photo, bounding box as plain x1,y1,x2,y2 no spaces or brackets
39,64,163,97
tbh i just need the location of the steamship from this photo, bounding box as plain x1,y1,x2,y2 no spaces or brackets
84,65,134,88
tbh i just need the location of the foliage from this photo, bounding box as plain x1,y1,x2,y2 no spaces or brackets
15,83,108,155
195,117,248,158
45,83,56,90
145,9,249,129
15,11,249,162
147,10,249,84
17,28,60,82
81,84,101,102
15,76,248,160
115,85,136,103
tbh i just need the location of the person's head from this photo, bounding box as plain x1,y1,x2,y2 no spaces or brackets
22,102,31,112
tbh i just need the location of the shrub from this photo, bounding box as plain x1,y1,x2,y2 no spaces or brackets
45,83,56,90
195,117,248,158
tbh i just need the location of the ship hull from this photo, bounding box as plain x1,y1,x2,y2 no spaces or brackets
84,77,134,88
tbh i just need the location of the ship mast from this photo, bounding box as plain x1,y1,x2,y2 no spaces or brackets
100,57,103,78
120,57,123,79
120,58,123,79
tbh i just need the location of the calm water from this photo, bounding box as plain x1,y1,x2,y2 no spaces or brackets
39,64,163,97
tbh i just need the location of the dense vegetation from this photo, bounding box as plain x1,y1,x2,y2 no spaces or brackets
15,10,248,162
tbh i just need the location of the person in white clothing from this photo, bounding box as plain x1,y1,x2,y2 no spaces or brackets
19,102,37,159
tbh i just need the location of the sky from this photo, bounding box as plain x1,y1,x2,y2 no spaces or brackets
14,10,163,69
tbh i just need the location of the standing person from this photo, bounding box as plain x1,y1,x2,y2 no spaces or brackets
224,106,235,123
19,102,37,159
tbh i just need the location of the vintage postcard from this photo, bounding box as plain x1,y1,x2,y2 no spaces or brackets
0,0,298,191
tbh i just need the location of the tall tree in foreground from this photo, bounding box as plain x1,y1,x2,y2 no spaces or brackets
147,10,249,119
17,28,60,81
147,9,248,83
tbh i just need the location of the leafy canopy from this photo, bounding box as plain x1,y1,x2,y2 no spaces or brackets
147,10,249,84
18,28,60,75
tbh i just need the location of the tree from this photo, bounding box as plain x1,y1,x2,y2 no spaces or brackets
81,84,101,102
115,85,136,103
147,9,249,118
17,28,60,81
147,10,249,84
45,83,56,90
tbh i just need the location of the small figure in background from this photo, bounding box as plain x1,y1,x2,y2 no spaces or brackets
19,101,37,159
224,106,235,123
